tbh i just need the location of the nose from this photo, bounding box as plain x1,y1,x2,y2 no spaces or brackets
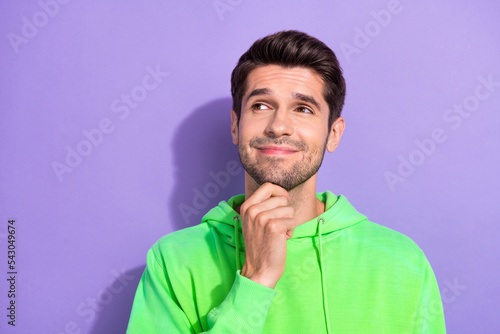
264,109,294,138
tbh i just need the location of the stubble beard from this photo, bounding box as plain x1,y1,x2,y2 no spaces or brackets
238,137,328,191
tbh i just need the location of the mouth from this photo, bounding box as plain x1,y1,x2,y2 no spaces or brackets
256,145,299,155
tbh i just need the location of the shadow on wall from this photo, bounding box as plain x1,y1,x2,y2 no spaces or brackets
90,265,145,334
169,97,245,231
88,99,242,333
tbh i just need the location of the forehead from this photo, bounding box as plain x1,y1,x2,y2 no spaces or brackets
243,65,326,102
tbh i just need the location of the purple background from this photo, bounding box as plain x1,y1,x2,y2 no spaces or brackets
1,1,499,333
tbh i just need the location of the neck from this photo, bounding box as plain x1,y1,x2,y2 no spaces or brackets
244,172,325,225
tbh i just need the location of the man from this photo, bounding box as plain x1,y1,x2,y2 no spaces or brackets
127,30,446,333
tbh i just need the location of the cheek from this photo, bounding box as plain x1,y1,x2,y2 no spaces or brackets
298,127,329,147
238,118,261,141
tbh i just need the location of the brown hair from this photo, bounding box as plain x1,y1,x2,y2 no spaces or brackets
230,30,346,129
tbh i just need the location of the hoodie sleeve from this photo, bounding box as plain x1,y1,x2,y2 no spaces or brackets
206,270,277,332
126,247,193,333
126,247,276,334
412,261,447,333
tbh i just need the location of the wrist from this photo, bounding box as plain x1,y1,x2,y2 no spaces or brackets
241,267,278,289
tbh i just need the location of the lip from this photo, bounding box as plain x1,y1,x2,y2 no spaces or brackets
257,145,299,155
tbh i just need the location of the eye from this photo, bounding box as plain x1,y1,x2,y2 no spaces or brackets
251,103,271,111
296,106,313,114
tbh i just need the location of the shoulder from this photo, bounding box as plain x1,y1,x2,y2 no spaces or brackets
148,223,216,266
349,220,429,268
354,220,421,248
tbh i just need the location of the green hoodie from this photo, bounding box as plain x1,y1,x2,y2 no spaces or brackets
127,192,446,333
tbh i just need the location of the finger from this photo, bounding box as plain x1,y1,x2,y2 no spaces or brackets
255,206,295,221
284,218,296,239
244,196,290,218
245,183,290,206
265,218,296,238
255,206,294,223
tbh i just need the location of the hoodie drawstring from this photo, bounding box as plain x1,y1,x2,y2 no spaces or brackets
233,216,242,271
234,214,331,332
318,217,331,334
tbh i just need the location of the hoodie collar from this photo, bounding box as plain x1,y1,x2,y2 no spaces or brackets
203,191,367,245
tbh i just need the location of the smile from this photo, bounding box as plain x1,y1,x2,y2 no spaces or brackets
256,146,299,155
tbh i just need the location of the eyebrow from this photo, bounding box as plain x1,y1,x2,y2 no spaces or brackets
246,88,272,101
292,92,321,110
245,88,322,110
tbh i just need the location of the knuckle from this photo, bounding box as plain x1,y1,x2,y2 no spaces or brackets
264,182,280,192
266,220,281,234
247,206,259,219
260,182,271,191
240,202,249,214
255,212,268,226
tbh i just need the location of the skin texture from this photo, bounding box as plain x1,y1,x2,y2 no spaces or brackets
231,65,345,288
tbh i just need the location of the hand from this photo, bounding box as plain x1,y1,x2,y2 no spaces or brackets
239,183,296,289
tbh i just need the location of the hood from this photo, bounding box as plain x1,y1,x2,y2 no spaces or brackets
202,191,368,249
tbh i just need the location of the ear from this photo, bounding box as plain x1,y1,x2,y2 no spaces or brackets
326,117,345,153
231,110,239,145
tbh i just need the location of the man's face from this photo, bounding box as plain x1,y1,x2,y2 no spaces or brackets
231,65,344,191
